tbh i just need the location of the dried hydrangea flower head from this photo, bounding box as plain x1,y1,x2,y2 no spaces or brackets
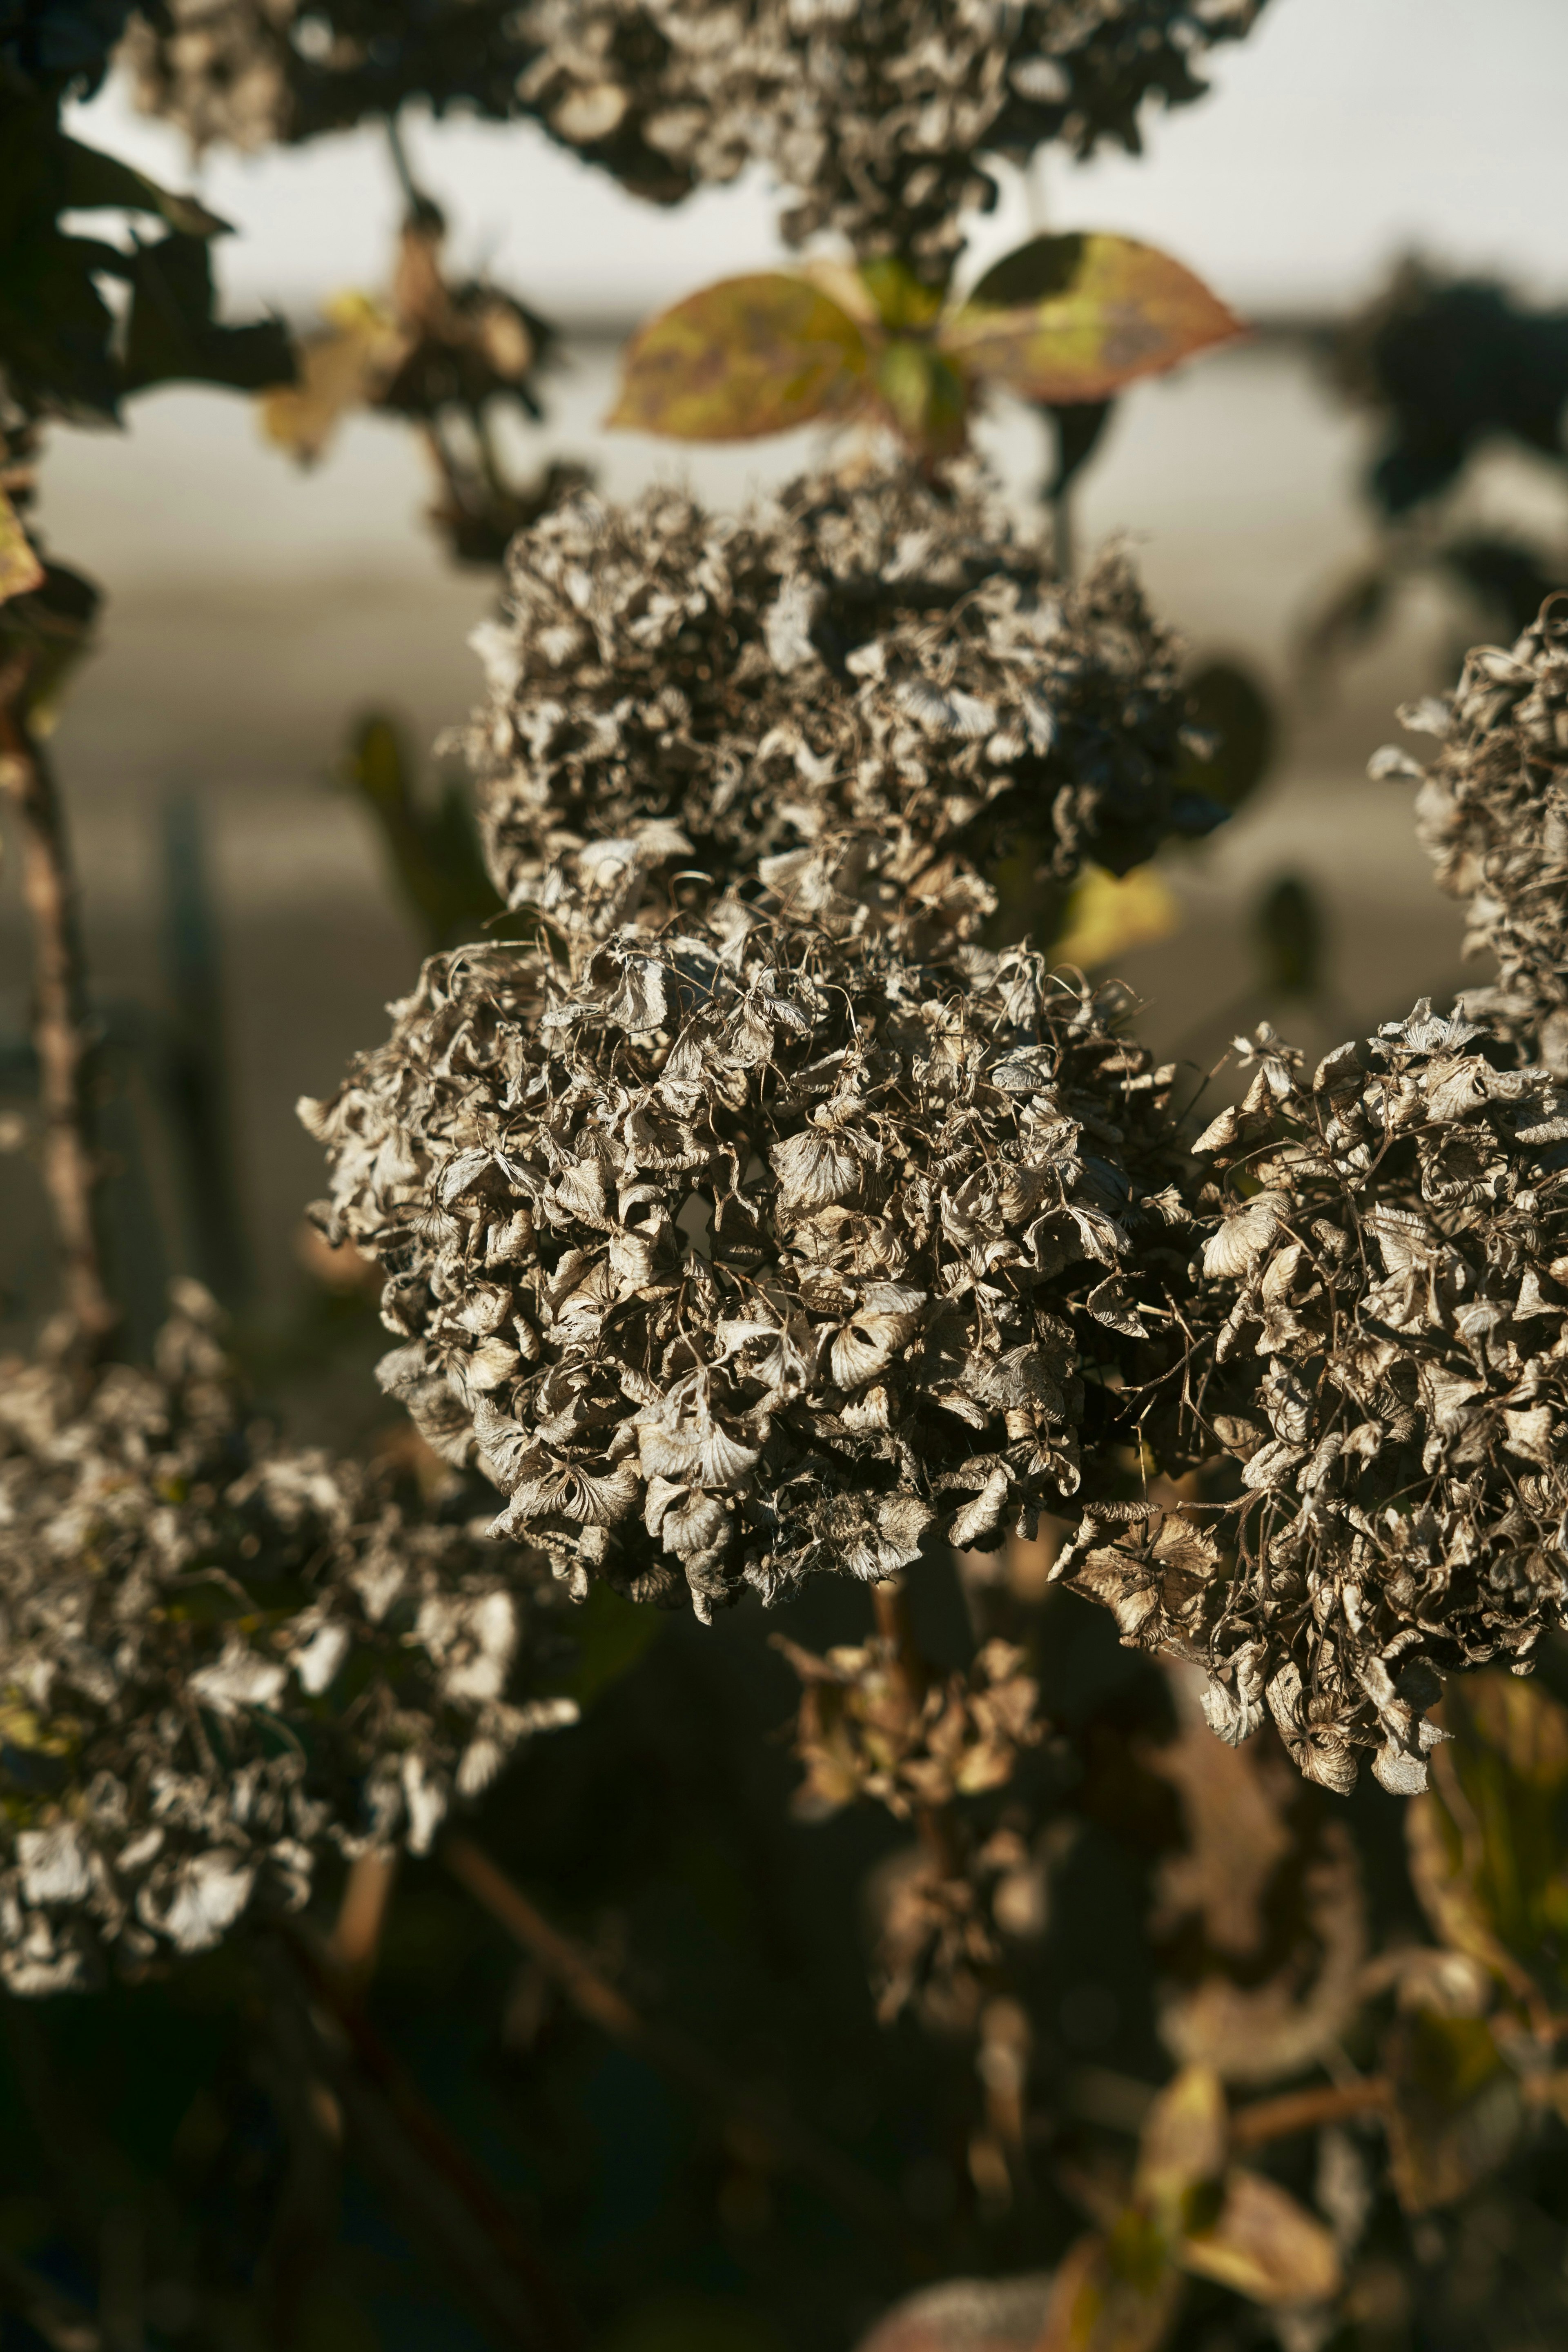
120,0,298,151
1377,596,1568,1069
468,465,1222,955
516,0,1270,272
1055,1006,1568,1797
302,914,1195,1620
0,1285,572,1994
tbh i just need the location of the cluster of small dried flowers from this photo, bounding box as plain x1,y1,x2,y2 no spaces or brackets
468,466,1223,958
1376,597,1568,1068
1056,1005,1568,1797
0,1286,572,1993
515,0,1270,270
301,914,1196,1619
124,1,1267,268
771,1630,1042,1821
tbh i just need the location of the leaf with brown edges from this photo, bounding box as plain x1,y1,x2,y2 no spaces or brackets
608,273,871,440
942,233,1242,406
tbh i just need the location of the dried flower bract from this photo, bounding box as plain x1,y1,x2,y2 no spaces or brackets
0,1287,571,1992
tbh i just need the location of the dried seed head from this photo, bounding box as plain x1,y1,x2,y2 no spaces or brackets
1058,1000,1568,1796
469,465,1221,955
0,1285,570,1993
302,915,1195,1620
1381,597,1568,1069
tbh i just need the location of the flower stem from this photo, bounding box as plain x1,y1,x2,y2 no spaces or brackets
0,656,116,1354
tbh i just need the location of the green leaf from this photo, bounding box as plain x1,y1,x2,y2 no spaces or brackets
857,256,945,334
1036,2231,1182,2352
873,337,969,459
1408,1670,1568,2015
122,235,296,396
943,232,1243,405
1382,2007,1521,2214
0,488,44,604
607,273,871,441
60,137,231,239
1133,2065,1226,2238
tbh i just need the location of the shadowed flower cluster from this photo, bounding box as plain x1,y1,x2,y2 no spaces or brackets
1056,1005,1568,1795
0,1287,572,1993
468,466,1223,956
1378,596,1568,1066
301,915,1195,1618
514,0,1270,269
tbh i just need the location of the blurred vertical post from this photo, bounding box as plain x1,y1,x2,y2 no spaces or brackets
160,793,252,1306
0,641,116,1353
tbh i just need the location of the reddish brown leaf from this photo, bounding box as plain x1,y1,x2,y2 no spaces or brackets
607,273,871,441
942,233,1242,406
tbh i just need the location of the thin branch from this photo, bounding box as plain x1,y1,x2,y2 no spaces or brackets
0,2246,102,2352
278,1929,584,2352
0,651,116,1352
1229,2077,1390,2149
443,1833,925,2269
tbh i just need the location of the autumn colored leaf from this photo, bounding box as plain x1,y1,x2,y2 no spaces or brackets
942,233,1243,406
608,273,871,440
1179,2167,1341,2305
0,487,43,605
260,292,408,465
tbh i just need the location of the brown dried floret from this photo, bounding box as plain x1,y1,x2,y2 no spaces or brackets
468,466,1222,956
301,913,1195,1619
0,1287,572,1994
1376,596,1568,1067
772,1631,1042,1820
514,0,1271,272
1056,1003,1568,1797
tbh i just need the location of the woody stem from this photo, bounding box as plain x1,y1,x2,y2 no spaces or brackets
0,656,115,1353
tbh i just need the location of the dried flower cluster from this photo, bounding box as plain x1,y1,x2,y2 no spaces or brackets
302,915,1196,1618
0,1287,572,1993
772,1630,1041,1820
1056,1006,1568,1797
1379,597,1568,1067
468,467,1222,957
121,0,298,152
123,2,1268,268
515,0,1270,270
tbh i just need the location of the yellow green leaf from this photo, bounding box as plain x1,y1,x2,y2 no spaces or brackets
1051,864,1181,971
1134,2065,1228,2230
1178,2167,1341,2305
0,487,43,605
858,256,946,334
607,274,871,441
1037,2232,1183,2352
1407,1670,1568,2013
259,294,407,466
1381,2006,1521,2214
942,232,1243,406
874,339,969,460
